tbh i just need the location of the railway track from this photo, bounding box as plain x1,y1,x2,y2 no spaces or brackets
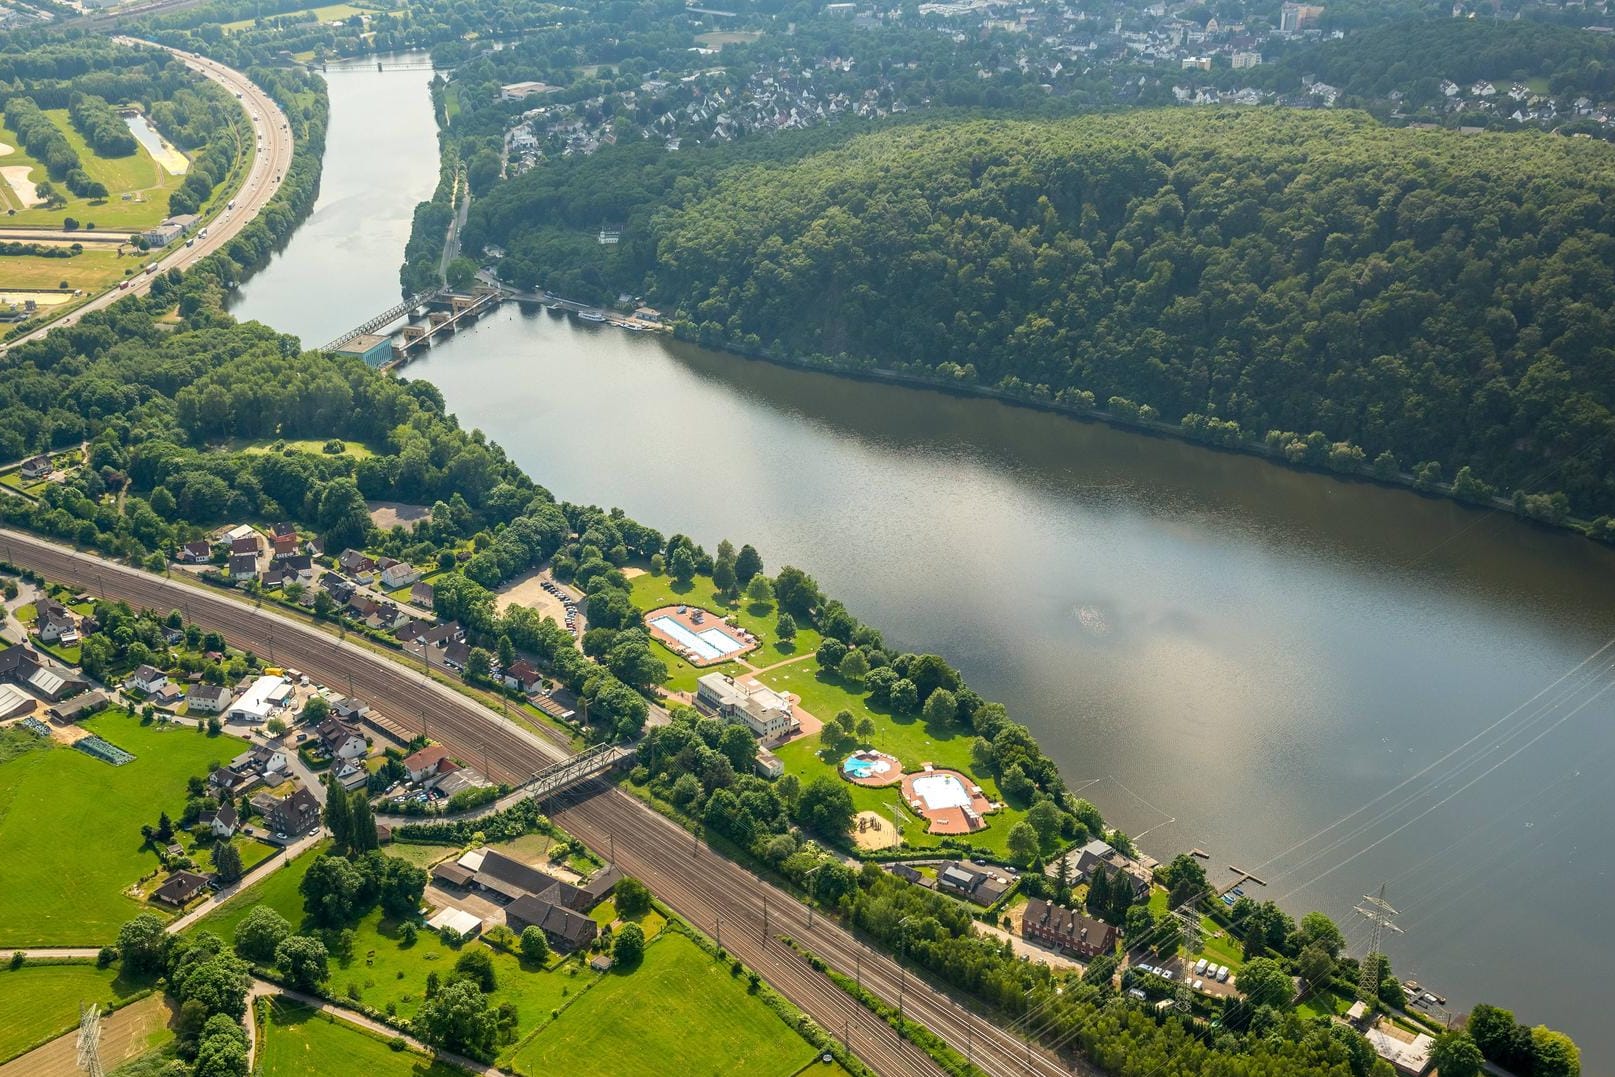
0,527,1094,1077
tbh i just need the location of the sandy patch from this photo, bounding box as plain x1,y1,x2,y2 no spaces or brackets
0,292,72,307
1,166,43,208
0,994,174,1077
852,810,900,851
622,566,646,578
0,143,13,155
366,500,431,529
494,566,575,628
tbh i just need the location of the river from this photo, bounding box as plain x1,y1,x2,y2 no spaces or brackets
241,58,1615,1061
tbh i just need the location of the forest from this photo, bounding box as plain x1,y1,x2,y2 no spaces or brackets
469,107,1615,526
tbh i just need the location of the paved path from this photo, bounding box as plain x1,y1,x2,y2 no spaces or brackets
3,41,292,351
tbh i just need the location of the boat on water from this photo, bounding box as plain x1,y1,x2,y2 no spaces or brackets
577,310,606,323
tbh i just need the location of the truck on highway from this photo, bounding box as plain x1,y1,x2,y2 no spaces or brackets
145,262,158,274
226,200,235,210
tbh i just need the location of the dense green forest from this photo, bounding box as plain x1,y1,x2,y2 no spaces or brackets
469,108,1615,526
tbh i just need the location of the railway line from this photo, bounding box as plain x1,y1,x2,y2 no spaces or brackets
0,527,1092,1077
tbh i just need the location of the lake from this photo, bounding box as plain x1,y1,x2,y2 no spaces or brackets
245,57,1615,1061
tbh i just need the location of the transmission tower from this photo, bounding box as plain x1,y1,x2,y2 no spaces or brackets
1353,884,1402,1006
1175,905,1203,957
76,1003,103,1077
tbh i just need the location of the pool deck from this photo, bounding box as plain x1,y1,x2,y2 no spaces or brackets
644,604,760,667
900,766,996,835
842,749,903,788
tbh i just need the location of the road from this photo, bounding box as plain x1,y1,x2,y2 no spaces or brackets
4,41,293,350
0,527,1095,1077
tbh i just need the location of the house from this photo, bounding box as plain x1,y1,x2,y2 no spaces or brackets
230,535,260,556
0,644,86,701
271,531,300,559
378,558,419,589
579,864,621,908
226,675,292,724
202,802,239,839
443,640,470,670
502,659,542,694
140,213,197,248
209,766,258,798
253,786,322,836
402,744,453,783
694,673,798,742
152,869,210,907
330,696,367,723
178,540,213,563
1363,1017,1434,1076
1066,839,1151,899
755,745,783,778
421,621,465,646
128,664,169,695
936,861,1011,906
35,601,79,644
431,861,477,888
396,618,432,644
228,553,258,581
333,759,370,791
338,549,377,580
1021,898,1117,958
319,574,356,603
316,717,367,761
409,582,435,608
230,744,288,779
18,454,51,481
500,80,558,101
186,684,232,715
889,863,932,888
47,688,107,723
471,849,559,901
504,893,598,951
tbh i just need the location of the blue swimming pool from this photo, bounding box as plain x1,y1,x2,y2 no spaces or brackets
650,615,744,661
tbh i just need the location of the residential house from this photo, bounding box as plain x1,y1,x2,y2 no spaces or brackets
333,759,369,791
402,744,454,784
230,535,261,557
443,640,470,670
319,574,356,604
35,601,79,645
504,893,598,951
18,454,51,481
1066,839,1151,899
421,621,465,647
178,540,213,564
330,696,367,723
378,558,419,589
229,744,289,779
409,582,435,608
252,786,322,836
316,717,367,761
152,869,210,907
271,531,301,559
1363,1018,1434,1076
338,549,377,581
228,553,258,581
1021,898,1117,958
208,765,258,798
502,659,542,694
202,802,239,839
396,618,432,644
694,672,799,742
755,745,783,778
889,863,932,888
936,861,1011,906
128,664,169,695
186,684,232,715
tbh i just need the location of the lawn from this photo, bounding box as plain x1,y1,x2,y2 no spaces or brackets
192,833,277,876
0,709,249,945
258,998,468,1077
384,841,461,869
231,436,378,459
185,841,325,942
629,569,824,668
0,962,151,1064
507,933,813,1077
1148,888,1244,972
0,248,133,292
222,2,387,30
0,113,184,231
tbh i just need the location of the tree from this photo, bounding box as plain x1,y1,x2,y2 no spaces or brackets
347,791,379,854
1296,943,1335,995
117,913,168,974
193,1014,249,1077
716,723,756,774
496,634,515,670
1007,820,1040,866
922,687,957,727
454,947,497,992
734,544,762,584
324,773,351,853
888,678,918,714
712,556,736,594
1025,799,1065,853
275,934,329,991
519,925,549,963
465,647,493,682
377,856,427,917
1161,853,1208,910
775,612,796,642
837,648,869,683
446,256,479,290
1531,1026,1581,1077
156,811,174,843
1085,870,1110,917
317,478,371,552
212,840,243,884
745,574,773,606
613,922,645,966
174,952,251,1021
300,854,367,926
1294,911,1345,959
1469,1004,1532,1070
668,546,695,585
1235,956,1294,1009
413,979,499,1059
795,776,854,838
1429,1031,1484,1077
1122,904,1153,941
234,905,292,963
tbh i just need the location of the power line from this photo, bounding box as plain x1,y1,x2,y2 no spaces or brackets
1353,884,1401,1006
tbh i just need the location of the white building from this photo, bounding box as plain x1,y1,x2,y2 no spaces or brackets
694,673,799,742
227,674,293,724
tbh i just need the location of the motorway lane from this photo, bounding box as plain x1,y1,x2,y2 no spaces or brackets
0,527,1090,1077
4,41,293,350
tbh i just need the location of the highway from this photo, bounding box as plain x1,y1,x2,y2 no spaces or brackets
5,41,293,350
0,527,1093,1077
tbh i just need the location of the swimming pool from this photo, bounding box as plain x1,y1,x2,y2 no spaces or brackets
910,772,973,812
842,753,895,780
650,615,744,662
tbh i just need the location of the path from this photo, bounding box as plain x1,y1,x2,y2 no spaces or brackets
249,980,508,1076
3,41,292,351
0,993,172,1077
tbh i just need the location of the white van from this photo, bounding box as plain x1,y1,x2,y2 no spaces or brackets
1194,958,1207,976
1215,965,1230,983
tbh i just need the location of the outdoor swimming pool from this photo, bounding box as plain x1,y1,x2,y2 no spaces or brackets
842,752,896,780
649,615,744,662
910,772,973,812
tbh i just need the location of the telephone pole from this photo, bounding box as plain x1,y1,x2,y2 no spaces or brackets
1354,884,1402,1006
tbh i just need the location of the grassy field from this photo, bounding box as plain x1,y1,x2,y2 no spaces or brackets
186,843,324,941
695,30,763,47
384,842,460,868
0,114,184,231
258,999,468,1077
0,709,249,945
0,963,151,1064
230,436,378,459
222,1,387,30
507,933,813,1076
0,248,134,292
